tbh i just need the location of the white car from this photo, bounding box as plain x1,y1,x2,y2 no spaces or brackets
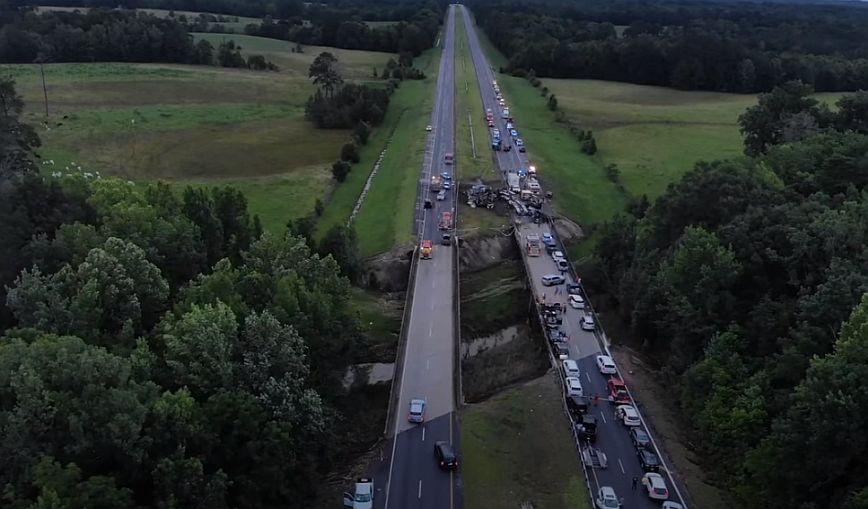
596,486,620,509
580,315,596,331
493,129,501,136
569,294,586,309
425,125,432,132
437,190,446,201
343,477,374,509
642,472,670,500
565,376,584,397
551,250,565,261
616,404,641,426
662,503,684,509
596,355,616,374
562,359,581,378
506,122,513,129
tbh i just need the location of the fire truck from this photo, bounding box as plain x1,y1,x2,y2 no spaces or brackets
420,240,433,259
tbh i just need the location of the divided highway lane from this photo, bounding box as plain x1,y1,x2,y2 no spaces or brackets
379,6,461,509
459,5,689,508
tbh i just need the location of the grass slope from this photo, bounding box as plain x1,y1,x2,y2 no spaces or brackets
462,371,591,509
36,5,260,32
329,47,442,257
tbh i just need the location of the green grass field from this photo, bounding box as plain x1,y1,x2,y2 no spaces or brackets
320,46,442,257
470,16,841,226
462,371,591,509
454,13,496,183
36,5,260,32
13,41,394,234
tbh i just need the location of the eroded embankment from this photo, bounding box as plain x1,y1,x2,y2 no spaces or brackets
459,232,550,402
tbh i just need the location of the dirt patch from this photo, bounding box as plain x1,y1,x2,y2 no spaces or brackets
610,345,732,509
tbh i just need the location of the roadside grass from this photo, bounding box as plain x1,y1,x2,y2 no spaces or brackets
454,13,496,183
342,47,442,257
461,371,591,509
351,288,402,362
460,259,527,338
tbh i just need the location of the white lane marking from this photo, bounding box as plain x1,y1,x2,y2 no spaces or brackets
422,427,426,442
429,325,433,337
427,359,430,370
431,301,435,311
418,480,422,499
618,458,626,474
600,412,607,424
585,372,592,383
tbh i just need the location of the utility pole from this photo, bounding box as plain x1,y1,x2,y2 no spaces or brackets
36,54,49,117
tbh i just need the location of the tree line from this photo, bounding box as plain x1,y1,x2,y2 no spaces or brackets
470,0,868,92
0,79,370,508
592,88,868,508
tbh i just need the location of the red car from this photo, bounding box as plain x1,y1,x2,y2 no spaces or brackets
607,378,630,403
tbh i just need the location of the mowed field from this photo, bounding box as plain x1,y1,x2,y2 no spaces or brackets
10,36,394,233
36,5,261,32
471,16,840,227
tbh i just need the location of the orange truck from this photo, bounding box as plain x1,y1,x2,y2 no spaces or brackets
421,240,433,259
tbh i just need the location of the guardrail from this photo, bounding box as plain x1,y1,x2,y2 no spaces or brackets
384,245,420,437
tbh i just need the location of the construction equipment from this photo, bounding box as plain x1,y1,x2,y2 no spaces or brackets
526,233,541,256
420,240,433,259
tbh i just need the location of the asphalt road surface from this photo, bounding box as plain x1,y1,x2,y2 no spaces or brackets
376,6,462,509
459,5,690,508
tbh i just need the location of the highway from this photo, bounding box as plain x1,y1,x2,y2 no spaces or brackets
459,5,690,508
376,5,462,509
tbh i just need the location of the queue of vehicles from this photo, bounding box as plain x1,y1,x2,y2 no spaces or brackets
492,67,682,508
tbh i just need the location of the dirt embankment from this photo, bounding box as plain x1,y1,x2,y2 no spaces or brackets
360,245,414,292
459,232,550,403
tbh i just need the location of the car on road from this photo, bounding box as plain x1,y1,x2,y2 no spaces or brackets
343,477,374,509
424,199,432,209
578,414,598,442
596,486,620,508
564,376,584,397
607,378,630,403
562,359,581,378
567,282,582,295
444,153,454,165
542,274,566,286
425,125,432,132
551,250,565,261
510,128,519,137
443,181,452,190
616,404,641,426
662,502,684,509
569,294,586,309
506,122,513,129
441,171,452,180
408,398,426,423
642,472,669,500
630,427,651,449
492,129,500,136
580,315,596,331
596,354,617,374
637,448,661,472
556,259,570,272
434,441,458,470
488,120,494,127
519,144,526,153
437,190,446,201
549,329,568,344
567,394,589,415
542,233,556,247
552,342,570,358
516,138,524,147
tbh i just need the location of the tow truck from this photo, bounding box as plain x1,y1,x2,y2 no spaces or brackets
343,478,374,509
430,175,442,192
421,240,433,259
439,211,453,230
526,233,541,256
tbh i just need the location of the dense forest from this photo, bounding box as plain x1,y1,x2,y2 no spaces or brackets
471,0,868,92
0,79,369,508
593,86,868,508
0,0,443,59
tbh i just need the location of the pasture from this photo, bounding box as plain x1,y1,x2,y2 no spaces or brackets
9,39,394,233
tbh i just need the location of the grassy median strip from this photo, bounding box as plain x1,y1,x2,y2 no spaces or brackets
462,371,591,509
455,13,496,183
